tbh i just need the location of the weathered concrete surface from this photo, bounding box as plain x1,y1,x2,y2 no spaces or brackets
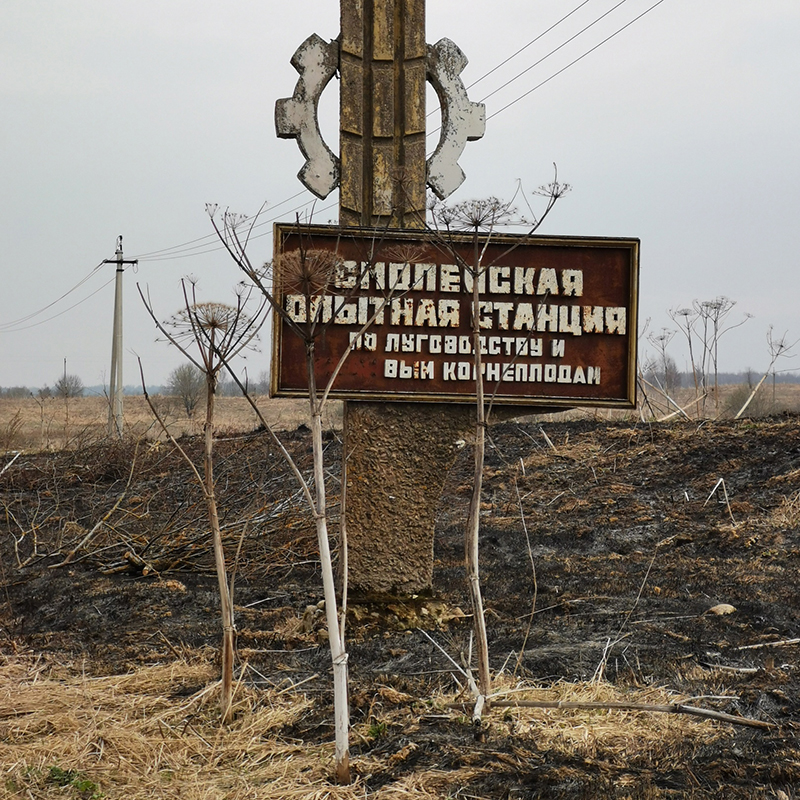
340,0,458,599
338,1,495,597
344,401,472,595
425,38,486,199
339,0,427,228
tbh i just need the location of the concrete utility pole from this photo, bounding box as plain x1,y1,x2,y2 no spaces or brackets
104,236,137,438
277,0,485,596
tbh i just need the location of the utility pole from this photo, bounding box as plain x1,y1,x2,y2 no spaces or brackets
104,236,137,438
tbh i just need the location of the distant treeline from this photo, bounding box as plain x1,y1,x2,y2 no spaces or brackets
2,371,799,399
667,371,800,387
0,385,166,399
714,371,800,385
0,381,269,399
1,372,799,399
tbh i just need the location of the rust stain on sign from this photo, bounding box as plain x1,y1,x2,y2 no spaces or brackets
271,224,639,408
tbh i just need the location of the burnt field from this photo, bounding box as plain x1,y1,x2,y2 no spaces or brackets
1,414,799,798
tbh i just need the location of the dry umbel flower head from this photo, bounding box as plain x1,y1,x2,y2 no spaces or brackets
278,249,343,296
381,244,429,266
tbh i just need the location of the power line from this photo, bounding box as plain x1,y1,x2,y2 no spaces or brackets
487,0,668,120
0,261,106,330
131,190,308,260
0,197,334,334
1,1,669,335
476,0,633,107
425,0,661,140
78,2,669,267
0,275,115,333
137,197,338,262
466,0,595,92
133,3,659,259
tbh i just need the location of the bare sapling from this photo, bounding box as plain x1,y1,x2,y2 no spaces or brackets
140,279,265,723
208,207,415,783
734,327,798,419
671,298,751,416
428,177,568,710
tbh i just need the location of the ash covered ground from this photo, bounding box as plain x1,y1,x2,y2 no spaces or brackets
1,415,799,798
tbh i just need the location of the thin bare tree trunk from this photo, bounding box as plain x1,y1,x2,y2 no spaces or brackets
307,342,350,784
204,374,235,722
466,233,491,700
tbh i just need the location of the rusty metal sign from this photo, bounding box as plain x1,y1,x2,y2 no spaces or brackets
270,223,639,408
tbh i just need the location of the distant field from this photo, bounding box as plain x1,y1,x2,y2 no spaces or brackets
0,395,343,452
1,382,798,453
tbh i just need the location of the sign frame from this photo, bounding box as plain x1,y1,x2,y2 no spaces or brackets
270,223,639,409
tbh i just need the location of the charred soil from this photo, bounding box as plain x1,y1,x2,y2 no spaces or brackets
1,415,799,798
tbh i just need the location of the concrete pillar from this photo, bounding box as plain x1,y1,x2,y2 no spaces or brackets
338,0,472,596
339,0,427,229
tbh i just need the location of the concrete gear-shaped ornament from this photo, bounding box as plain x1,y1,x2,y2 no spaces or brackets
425,38,486,199
275,35,485,200
274,34,341,200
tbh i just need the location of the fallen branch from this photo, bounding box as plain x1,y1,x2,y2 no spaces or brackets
419,629,468,683
639,376,691,421
735,328,798,419
657,393,708,422
704,477,737,526
448,698,774,730
539,426,556,452
0,450,23,478
701,663,760,674
738,638,800,651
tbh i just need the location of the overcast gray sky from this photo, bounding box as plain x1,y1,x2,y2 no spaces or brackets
2,0,798,389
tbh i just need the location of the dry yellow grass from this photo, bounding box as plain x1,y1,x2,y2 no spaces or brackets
0,655,729,799
2,383,798,453
0,396,343,453
486,678,728,767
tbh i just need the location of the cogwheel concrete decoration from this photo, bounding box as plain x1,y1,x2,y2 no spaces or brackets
425,38,486,200
275,35,485,201
275,34,341,200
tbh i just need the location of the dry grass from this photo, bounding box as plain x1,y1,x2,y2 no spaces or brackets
487,678,728,767
769,487,800,528
1,654,340,800
0,654,729,799
636,382,800,422
2,384,798,453
0,396,342,453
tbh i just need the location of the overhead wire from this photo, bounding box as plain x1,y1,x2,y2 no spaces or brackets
0,275,116,333
137,197,338,262
487,0,668,120
0,260,106,330
466,0,595,92
131,190,308,260
96,0,669,262
424,0,663,140
134,0,666,259
475,0,633,107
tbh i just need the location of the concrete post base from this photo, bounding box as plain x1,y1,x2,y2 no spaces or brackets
343,401,472,596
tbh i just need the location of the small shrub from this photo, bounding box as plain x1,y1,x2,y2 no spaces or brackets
47,765,77,786
45,765,102,798
723,383,772,419
368,721,388,738
0,409,24,451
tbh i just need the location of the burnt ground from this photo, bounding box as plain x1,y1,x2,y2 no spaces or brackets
1,415,799,798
